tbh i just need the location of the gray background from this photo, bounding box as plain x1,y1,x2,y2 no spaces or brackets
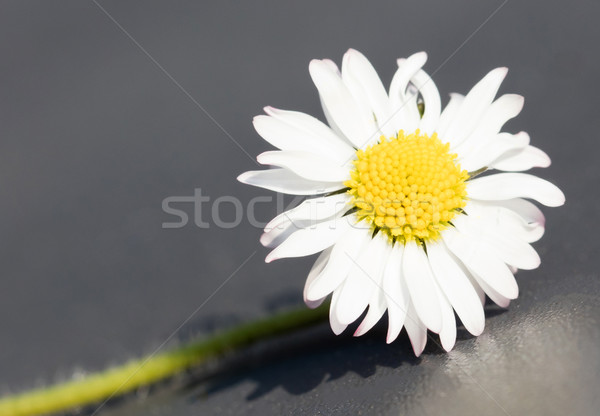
0,1,598,415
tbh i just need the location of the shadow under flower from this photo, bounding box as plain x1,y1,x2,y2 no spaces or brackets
186,322,427,401
192,320,418,401
182,294,508,402
78,294,508,416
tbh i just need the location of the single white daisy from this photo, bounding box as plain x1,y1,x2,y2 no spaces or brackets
238,49,564,356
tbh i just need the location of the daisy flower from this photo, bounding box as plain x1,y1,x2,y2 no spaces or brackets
238,49,564,356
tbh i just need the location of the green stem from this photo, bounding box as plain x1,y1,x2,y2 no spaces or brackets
0,305,329,416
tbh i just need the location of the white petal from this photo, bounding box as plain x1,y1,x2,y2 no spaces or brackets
485,232,540,270
306,226,370,301
473,198,545,226
436,93,464,141
402,241,443,333
404,302,428,357
456,94,524,153
340,61,379,144
434,281,457,352
321,58,340,74
458,208,541,269
265,215,354,262
383,245,409,343
444,68,508,148
342,49,396,138
263,106,354,163
459,131,529,173
506,198,547,223
443,227,518,300
238,169,342,195
265,193,350,233
449,248,508,308
468,173,565,207
329,289,347,335
257,150,350,182
490,145,551,171
427,241,485,336
462,201,543,264
465,266,487,306
261,195,349,248
354,291,387,337
473,274,511,308
303,247,333,309
411,68,442,135
253,114,347,162
354,249,391,337
335,234,389,325
309,59,372,147
260,220,303,249
465,200,544,243
319,94,347,144
389,52,427,133
479,93,524,135
354,241,392,336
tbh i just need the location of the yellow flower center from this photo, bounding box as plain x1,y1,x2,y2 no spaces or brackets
345,130,469,244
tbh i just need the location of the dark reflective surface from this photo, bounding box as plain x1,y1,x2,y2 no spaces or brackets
0,1,598,415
